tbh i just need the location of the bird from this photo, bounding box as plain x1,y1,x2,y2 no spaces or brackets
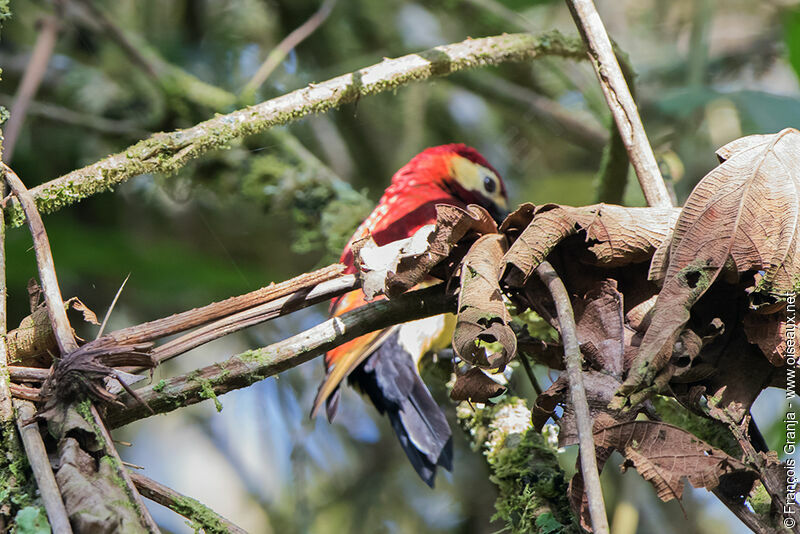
311,144,508,486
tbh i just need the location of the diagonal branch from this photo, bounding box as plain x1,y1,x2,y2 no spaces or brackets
536,260,610,534
6,31,586,227
2,164,76,355
102,263,349,347
106,284,455,428
131,472,247,534
3,16,60,161
241,0,338,99
565,0,672,208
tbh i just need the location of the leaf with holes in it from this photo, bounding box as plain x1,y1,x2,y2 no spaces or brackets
616,129,800,406
592,421,756,503
453,233,516,369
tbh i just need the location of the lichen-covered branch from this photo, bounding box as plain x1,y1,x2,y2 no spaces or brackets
457,397,579,534
106,285,455,428
131,472,247,534
6,31,586,227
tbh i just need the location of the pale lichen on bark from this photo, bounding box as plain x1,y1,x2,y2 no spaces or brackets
457,397,579,534
5,31,585,227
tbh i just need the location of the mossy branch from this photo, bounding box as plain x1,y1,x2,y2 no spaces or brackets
131,472,247,534
6,31,586,227
105,285,456,428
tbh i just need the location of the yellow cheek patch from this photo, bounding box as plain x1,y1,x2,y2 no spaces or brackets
449,156,507,209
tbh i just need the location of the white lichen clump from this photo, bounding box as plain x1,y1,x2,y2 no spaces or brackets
486,398,531,457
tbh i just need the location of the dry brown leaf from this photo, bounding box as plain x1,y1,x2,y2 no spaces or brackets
354,204,497,299
452,234,516,369
574,279,625,379
742,311,785,366
66,297,101,326
594,421,756,502
449,367,506,403
7,298,101,366
503,204,679,286
618,129,800,405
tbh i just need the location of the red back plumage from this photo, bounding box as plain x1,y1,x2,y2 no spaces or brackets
323,144,505,375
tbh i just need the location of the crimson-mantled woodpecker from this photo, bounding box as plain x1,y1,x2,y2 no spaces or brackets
312,144,509,486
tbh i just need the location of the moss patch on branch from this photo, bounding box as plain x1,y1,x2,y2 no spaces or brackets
170,494,233,534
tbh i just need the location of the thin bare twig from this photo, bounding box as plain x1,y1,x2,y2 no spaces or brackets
130,472,248,534
565,0,672,208
536,261,609,534
4,16,60,160
242,0,337,98
0,94,150,138
13,399,72,533
97,273,130,338
462,73,608,152
103,263,348,347
150,273,358,364
106,284,455,428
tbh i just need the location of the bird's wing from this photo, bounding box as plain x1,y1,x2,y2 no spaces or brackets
312,326,399,419
311,287,396,419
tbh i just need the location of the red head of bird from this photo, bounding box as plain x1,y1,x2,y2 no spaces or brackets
339,143,508,272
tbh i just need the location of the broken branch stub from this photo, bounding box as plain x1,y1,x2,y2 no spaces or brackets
353,203,497,300
453,233,517,369
36,341,156,421
617,128,800,405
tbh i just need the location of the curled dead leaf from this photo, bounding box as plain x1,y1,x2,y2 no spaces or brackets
7,297,101,366
354,204,497,299
449,367,506,403
593,421,756,503
453,234,516,369
617,129,800,405
502,203,679,286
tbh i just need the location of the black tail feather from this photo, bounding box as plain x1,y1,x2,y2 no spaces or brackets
352,330,452,487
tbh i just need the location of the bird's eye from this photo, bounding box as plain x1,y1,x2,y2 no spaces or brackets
483,176,496,194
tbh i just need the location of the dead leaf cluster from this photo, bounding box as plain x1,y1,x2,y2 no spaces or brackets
351,131,800,530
